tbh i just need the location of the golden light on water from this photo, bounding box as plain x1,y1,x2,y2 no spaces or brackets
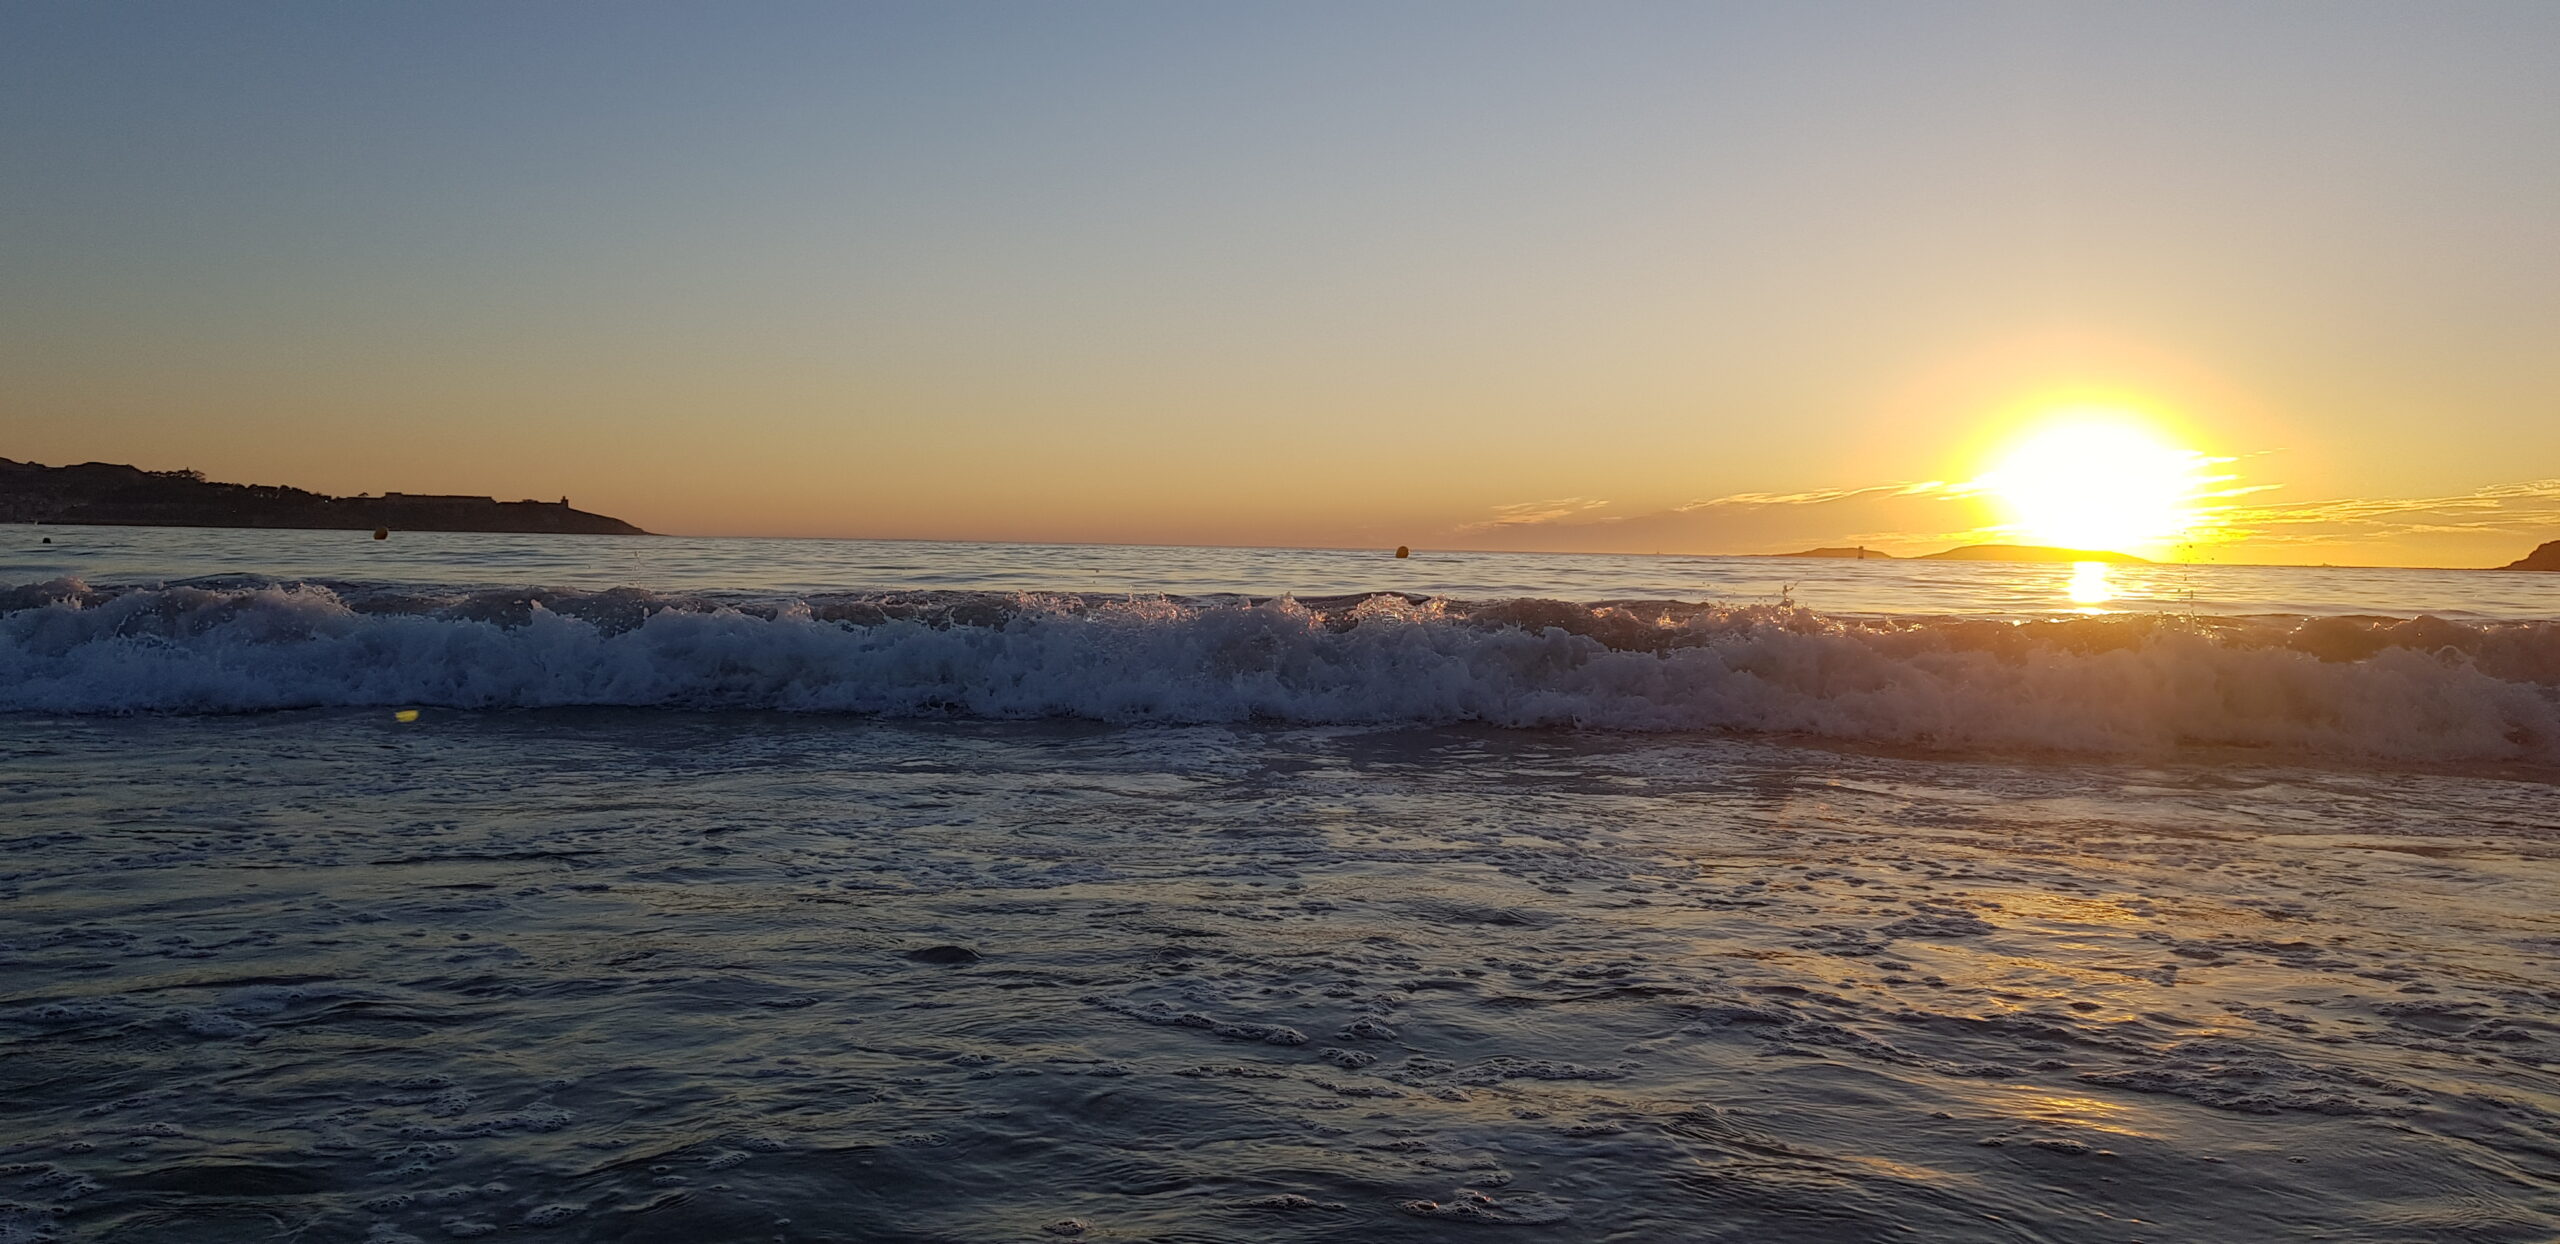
1977,409,2217,554
2065,561,2115,608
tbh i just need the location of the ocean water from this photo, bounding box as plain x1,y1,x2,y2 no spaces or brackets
13,524,2560,620
3,525,2557,1242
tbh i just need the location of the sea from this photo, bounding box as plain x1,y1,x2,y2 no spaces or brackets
3,525,2556,1243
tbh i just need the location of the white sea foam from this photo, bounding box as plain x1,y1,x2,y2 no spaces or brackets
3,579,2556,763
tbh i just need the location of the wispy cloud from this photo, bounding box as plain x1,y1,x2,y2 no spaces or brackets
2220,479,2560,545
1453,497,1614,533
1671,480,1960,512
1445,480,1990,554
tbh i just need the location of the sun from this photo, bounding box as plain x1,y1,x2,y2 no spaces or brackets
1976,410,2214,553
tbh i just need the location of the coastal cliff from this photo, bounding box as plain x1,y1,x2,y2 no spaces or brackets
2503,540,2560,571
0,458,649,535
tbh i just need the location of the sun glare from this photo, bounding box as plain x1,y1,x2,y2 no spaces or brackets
1977,411,2213,554
2065,561,2115,607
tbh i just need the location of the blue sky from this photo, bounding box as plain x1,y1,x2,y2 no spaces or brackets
6,2,2556,561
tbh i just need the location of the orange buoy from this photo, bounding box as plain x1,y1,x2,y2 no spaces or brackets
372,527,389,540
1394,545,1410,558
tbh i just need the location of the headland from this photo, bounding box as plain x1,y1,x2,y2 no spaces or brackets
2503,540,2560,571
0,458,649,535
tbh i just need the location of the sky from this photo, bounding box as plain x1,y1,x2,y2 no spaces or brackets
4,1,2556,565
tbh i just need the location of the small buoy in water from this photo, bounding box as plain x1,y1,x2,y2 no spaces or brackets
393,709,420,723
1394,545,1410,558
372,527,389,540
39,537,49,544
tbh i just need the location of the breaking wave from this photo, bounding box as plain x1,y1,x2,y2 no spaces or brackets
4,578,2558,764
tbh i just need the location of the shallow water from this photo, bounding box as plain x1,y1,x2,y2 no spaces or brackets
3,713,2556,1242
4,528,2558,1241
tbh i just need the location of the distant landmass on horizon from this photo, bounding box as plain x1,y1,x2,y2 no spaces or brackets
1773,540,2560,570
0,458,649,536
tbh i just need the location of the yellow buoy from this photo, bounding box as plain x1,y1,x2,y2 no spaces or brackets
393,709,419,723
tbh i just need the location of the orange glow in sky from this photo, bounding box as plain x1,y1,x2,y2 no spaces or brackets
4,6,2557,567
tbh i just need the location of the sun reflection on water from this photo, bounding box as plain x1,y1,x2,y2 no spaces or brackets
2065,562,2115,610
1991,1087,2157,1139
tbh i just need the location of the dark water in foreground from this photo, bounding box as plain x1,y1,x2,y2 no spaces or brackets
4,713,2554,1242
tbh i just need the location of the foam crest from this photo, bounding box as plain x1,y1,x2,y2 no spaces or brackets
4,579,2556,763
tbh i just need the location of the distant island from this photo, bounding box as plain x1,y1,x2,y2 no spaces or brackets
1,458,649,535
2503,540,2560,571
1776,543,2147,564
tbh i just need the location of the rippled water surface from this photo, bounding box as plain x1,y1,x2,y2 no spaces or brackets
4,526,2557,1241
12,524,2560,619
4,714,2557,1242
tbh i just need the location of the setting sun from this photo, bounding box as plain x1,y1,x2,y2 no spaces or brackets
1977,411,2217,554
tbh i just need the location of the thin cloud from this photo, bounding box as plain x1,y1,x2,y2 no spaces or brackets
1672,480,1960,512
1454,497,1614,533
2220,479,2560,544
1444,479,1992,554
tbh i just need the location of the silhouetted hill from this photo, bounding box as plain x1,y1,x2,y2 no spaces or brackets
1773,546,1898,559
0,458,649,535
2502,540,2560,571
1917,544,2147,564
